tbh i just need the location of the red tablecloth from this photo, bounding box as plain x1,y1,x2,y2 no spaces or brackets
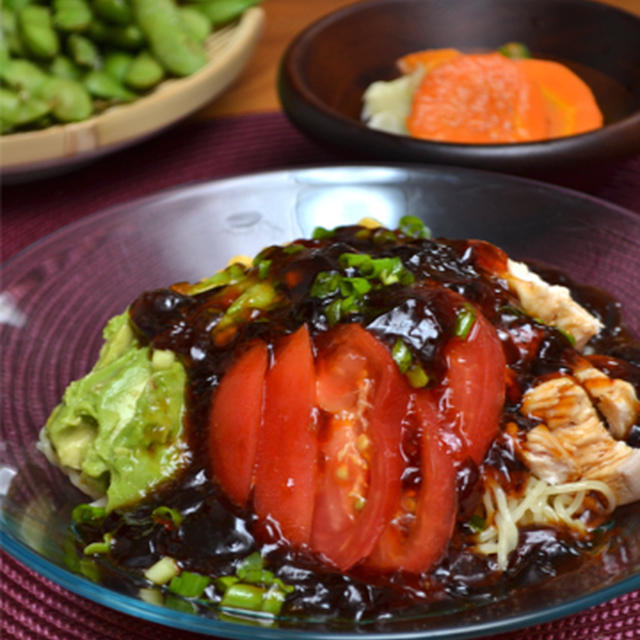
2,112,640,640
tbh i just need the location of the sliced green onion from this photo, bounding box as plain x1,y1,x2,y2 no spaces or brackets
339,276,371,298
312,226,335,240
282,244,305,255
398,215,431,239
255,258,272,280
144,556,179,585
164,594,196,614
392,339,413,373
225,282,277,317
151,506,183,528
406,363,429,388
78,558,100,582
215,576,239,592
310,271,341,298
468,514,487,532
372,229,398,245
72,503,106,524
168,571,211,598
339,252,373,270
220,583,265,611
188,263,247,295
498,42,531,59
325,298,343,326
83,532,113,555
454,303,476,339
261,586,287,616
555,326,577,346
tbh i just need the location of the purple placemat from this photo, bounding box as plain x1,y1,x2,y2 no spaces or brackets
2,111,640,640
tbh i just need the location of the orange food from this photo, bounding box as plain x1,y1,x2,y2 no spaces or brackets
403,49,602,144
396,47,461,75
516,58,603,137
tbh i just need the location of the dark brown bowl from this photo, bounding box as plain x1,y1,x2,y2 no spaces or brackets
278,0,640,173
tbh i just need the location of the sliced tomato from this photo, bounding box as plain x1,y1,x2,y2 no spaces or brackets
439,307,506,466
310,324,410,571
253,324,317,546
209,340,268,506
366,390,457,573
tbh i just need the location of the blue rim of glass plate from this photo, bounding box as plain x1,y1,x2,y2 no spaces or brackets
3,526,640,640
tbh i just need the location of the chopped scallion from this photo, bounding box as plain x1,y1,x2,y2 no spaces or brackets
83,532,113,556
392,339,413,373
398,215,431,239
406,363,429,388
454,303,476,339
255,258,272,280
312,226,335,240
152,506,183,528
72,503,106,524
310,271,341,298
144,556,179,585
282,244,305,255
168,571,211,598
221,583,265,611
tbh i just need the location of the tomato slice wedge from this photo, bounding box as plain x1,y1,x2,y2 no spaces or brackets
439,307,506,466
366,391,457,573
209,340,268,506
253,324,317,546
311,324,409,571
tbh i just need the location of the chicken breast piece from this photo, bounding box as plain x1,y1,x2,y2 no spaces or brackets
573,362,640,440
506,259,603,350
521,376,640,508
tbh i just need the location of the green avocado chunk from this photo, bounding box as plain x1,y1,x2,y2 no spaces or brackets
44,311,189,511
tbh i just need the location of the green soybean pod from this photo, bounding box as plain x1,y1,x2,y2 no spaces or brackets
131,0,207,77
93,0,133,26
18,5,60,59
1,7,27,57
53,0,93,32
103,50,133,82
0,58,48,93
3,0,33,11
0,86,51,128
84,68,136,100
67,33,101,67
50,54,82,80
88,20,144,49
124,50,164,90
40,76,93,121
189,0,259,27
178,6,211,45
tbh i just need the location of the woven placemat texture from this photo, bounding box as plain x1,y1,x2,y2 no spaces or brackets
2,111,640,639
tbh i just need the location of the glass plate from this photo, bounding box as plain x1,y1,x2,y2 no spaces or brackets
2,165,640,639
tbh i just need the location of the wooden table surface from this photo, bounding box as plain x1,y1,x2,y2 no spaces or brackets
201,0,640,119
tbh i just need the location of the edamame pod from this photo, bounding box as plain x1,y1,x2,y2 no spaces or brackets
0,86,51,128
18,5,60,59
132,0,207,76
1,7,27,57
0,58,48,92
67,33,101,67
189,0,259,26
103,50,133,82
40,76,93,121
3,0,33,11
88,20,144,49
50,54,82,80
124,50,164,90
93,0,132,26
84,68,135,100
178,7,211,45
53,0,93,32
